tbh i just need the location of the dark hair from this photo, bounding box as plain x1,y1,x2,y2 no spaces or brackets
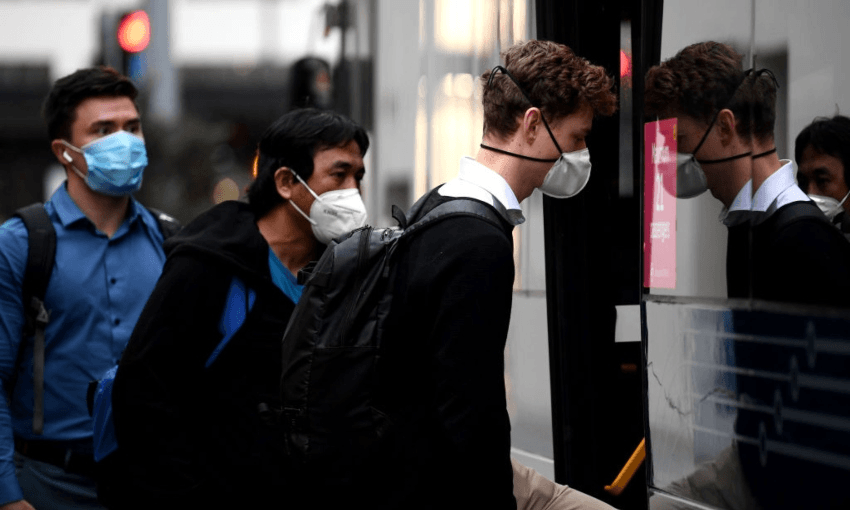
247,108,369,218
795,115,850,185
644,41,777,142
481,40,617,139
42,66,139,141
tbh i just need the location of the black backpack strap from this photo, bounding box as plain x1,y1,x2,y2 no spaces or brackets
145,206,181,239
14,203,56,435
406,197,505,238
767,201,830,231
391,205,408,229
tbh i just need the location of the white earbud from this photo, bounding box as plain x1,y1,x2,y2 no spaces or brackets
63,151,73,163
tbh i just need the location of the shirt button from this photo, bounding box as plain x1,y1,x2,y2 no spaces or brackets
114,318,121,326
110,278,117,284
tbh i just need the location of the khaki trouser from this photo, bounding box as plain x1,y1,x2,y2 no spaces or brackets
513,459,619,510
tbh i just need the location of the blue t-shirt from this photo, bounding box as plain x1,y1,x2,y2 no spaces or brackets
268,248,303,304
209,249,303,369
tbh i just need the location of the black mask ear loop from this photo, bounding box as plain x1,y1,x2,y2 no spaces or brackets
692,69,770,164
693,110,754,165
690,108,722,160
485,65,565,154
746,68,780,161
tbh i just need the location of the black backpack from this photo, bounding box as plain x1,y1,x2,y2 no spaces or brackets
279,193,504,488
12,202,180,435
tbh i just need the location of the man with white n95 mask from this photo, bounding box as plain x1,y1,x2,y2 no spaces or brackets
109,108,368,509
795,114,850,242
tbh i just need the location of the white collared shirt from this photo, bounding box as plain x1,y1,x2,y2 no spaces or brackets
721,180,753,226
438,157,526,225
752,160,809,215
720,160,809,226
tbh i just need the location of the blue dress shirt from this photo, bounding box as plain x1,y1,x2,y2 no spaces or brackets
0,183,166,503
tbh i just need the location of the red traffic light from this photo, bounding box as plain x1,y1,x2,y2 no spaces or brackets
117,10,150,53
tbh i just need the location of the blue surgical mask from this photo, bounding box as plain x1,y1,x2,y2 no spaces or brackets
61,131,148,196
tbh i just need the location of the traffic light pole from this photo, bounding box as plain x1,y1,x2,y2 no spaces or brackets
145,0,180,125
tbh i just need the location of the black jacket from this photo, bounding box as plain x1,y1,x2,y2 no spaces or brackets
111,201,301,508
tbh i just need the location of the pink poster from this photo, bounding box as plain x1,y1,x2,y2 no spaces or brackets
644,119,677,289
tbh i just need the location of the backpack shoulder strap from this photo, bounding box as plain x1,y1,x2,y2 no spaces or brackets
13,203,56,435
768,200,828,230
405,197,505,238
145,206,181,240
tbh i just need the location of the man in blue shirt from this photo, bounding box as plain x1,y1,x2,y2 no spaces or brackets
0,67,170,509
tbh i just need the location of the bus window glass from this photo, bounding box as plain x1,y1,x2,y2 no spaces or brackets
644,3,850,510
643,2,758,509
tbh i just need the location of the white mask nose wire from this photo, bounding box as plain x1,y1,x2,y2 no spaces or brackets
291,169,323,202
839,189,850,208
289,199,318,226
288,170,319,226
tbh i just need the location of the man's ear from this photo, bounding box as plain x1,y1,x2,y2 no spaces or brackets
274,167,297,200
50,139,73,168
716,109,738,145
521,107,542,145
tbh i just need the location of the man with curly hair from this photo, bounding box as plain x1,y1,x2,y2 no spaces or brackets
339,39,617,510
645,40,850,305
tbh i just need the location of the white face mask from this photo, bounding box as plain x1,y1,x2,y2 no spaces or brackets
480,65,595,199
675,152,709,198
809,190,850,221
539,148,592,198
289,170,368,244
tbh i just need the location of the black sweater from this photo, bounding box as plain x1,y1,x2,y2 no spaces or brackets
363,191,518,510
727,201,850,509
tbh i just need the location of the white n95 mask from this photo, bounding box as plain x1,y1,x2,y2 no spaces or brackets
809,191,850,221
675,152,709,198
289,170,368,244
539,147,592,199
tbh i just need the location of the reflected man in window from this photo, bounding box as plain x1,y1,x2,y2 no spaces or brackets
645,41,850,510
795,114,850,241
645,41,850,307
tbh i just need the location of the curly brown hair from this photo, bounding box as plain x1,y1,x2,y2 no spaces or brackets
644,41,777,142
481,40,617,140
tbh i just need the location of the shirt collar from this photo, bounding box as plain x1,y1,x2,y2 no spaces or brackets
752,160,806,213
50,181,146,231
50,182,89,227
439,157,525,226
719,160,810,226
720,181,753,226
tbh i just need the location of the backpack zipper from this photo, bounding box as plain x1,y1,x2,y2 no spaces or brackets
340,226,373,338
